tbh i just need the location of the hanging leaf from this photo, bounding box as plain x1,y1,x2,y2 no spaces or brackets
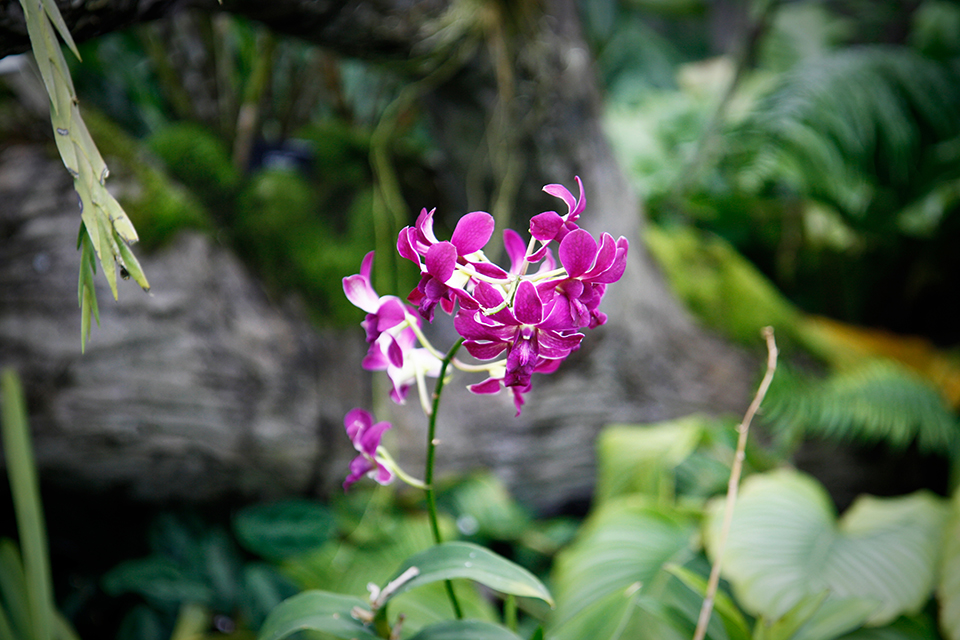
705,469,948,627
385,542,553,608
257,590,380,640
19,0,149,350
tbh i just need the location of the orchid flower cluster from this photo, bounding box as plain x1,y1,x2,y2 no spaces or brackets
341,178,628,491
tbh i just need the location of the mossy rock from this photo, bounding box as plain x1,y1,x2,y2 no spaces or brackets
233,169,371,325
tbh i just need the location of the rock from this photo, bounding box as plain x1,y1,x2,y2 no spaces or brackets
0,144,365,501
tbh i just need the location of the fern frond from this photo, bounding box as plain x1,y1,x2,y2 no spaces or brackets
762,359,959,454
733,46,960,220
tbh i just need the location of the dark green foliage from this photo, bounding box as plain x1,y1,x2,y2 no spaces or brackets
102,512,298,638
146,122,241,216
82,110,213,251
233,500,337,561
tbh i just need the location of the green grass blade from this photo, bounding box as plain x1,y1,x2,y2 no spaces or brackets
1,369,54,640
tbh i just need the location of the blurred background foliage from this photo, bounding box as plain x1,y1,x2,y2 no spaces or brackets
4,0,960,638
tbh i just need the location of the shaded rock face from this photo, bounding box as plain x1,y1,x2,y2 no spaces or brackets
0,144,365,501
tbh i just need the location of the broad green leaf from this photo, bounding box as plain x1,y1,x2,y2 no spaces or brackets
665,563,751,640
405,619,524,640
281,508,496,632
596,417,704,504
257,590,379,640
705,469,947,627
101,556,214,606
386,542,553,607
233,500,335,561
939,486,960,640
439,473,532,540
838,613,942,640
548,498,698,640
788,596,881,640
754,590,877,640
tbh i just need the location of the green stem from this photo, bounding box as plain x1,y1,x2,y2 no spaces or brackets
424,338,465,619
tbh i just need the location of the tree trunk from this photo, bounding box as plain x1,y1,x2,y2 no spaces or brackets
0,0,756,510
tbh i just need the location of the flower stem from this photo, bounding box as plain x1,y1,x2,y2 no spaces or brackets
424,337,465,619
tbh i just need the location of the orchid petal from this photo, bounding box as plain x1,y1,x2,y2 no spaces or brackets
468,378,503,395
344,408,372,444
530,211,563,242
503,228,527,273
514,280,544,325
451,211,495,254
425,242,458,282
559,228,597,278
358,420,391,457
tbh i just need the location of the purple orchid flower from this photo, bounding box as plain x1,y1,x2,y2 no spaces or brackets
398,209,499,321
538,228,629,329
455,279,583,414
362,325,442,404
343,408,394,491
529,176,586,244
343,252,409,344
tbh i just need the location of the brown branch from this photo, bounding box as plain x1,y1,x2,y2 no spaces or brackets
692,327,778,640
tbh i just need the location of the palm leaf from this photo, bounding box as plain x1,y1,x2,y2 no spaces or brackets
762,360,958,454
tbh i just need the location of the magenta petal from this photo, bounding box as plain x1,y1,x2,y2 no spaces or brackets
472,262,509,279
344,408,373,444
358,420,391,457
451,211,495,254
373,462,394,485
376,298,407,332
425,242,458,282
397,228,419,263
463,340,508,360
529,211,563,242
344,455,374,491
503,229,527,273
415,208,439,244
582,233,616,277
542,183,576,214
386,335,404,368
343,274,379,314
468,378,503,395
559,228,598,278
514,280,544,325
472,280,506,309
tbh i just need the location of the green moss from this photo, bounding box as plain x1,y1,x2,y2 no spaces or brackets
146,122,241,215
233,169,374,325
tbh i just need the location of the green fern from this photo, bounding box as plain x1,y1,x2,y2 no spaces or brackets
762,359,959,454
732,45,960,223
